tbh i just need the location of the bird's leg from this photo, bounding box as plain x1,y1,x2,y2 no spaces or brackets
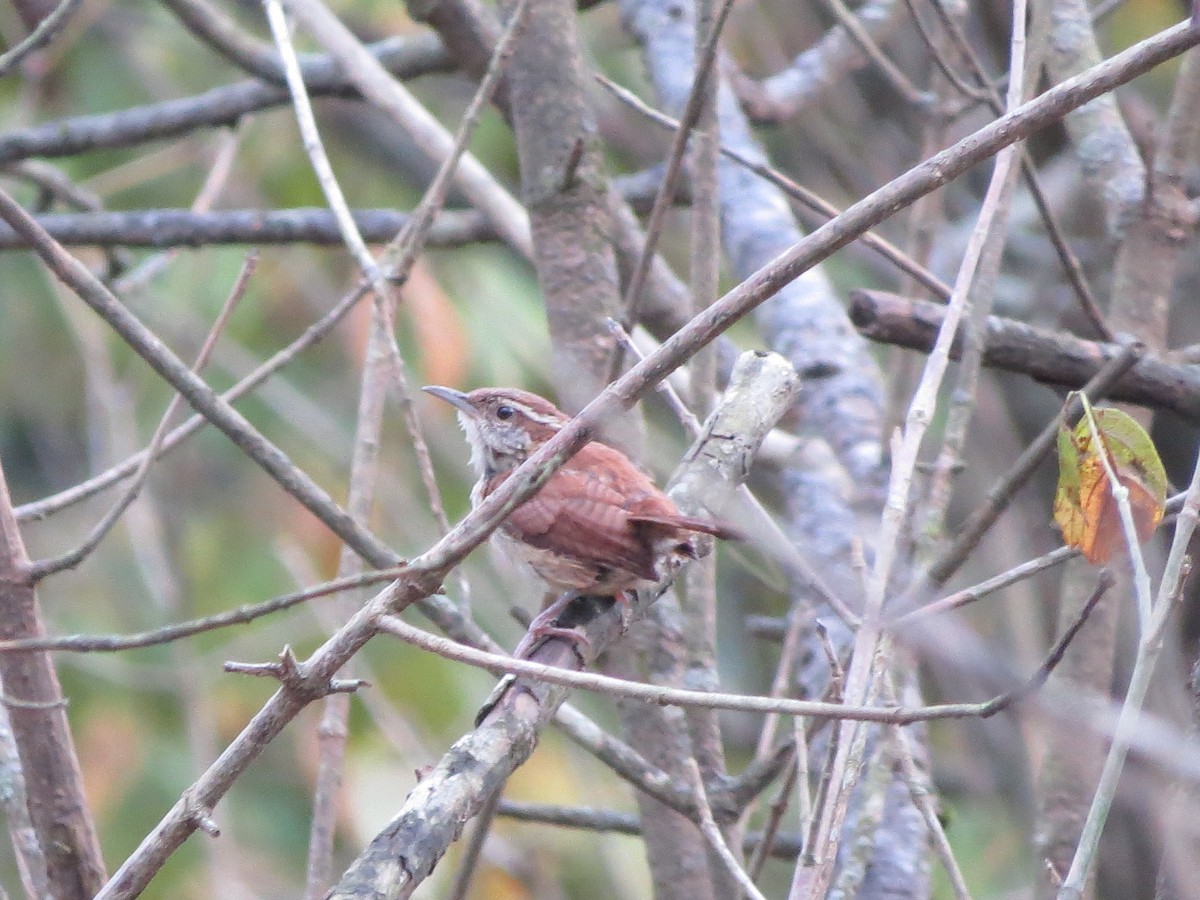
612,588,636,631
513,591,592,659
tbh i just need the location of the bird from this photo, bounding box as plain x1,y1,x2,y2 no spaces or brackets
423,385,736,648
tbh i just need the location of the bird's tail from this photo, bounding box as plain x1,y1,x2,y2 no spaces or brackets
628,514,743,542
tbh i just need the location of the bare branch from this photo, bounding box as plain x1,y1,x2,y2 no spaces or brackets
0,0,82,78
0,187,401,568
850,291,1198,421
0,207,495,249
495,799,805,858
608,0,737,379
683,758,768,900
595,73,951,302
0,565,409,654
0,459,106,897
1059,447,1200,896
0,35,452,164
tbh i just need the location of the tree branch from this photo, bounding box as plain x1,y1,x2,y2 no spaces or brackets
850,289,1200,423
0,35,452,164
0,458,106,898
0,207,494,249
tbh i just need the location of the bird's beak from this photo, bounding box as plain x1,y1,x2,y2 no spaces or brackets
422,385,477,417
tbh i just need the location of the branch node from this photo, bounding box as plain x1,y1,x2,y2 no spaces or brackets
183,791,221,837
224,647,368,701
224,644,304,686
328,678,369,695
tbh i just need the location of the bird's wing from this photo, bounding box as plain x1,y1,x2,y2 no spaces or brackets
503,468,659,582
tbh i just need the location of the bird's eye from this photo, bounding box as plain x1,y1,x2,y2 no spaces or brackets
496,405,515,420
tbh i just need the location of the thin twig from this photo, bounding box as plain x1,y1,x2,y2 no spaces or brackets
807,32,1026,884
264,0,388,296
685,0,728,823
495,800,806,857
608,0,738,380
272,0,520,624
270,0,530,879
113,126,244,294
922,0,1115,337
899,0,991,103
819,0,927,105
794,715,812,850
747,746,799,879
280,0,533,259
596,74,951,301
0,186,402,566
754,608,815,764
0,0,82,78
921,0,1031,545
1059,444,1200,897
26,252,257,581
15,279,371,522
0,564,409,653
892,545,1078,626
684,758,769,900
264,0,408,725
448,788,501,900
367,0,534,609
376,613,1094,724
1078,398,1155,629
976,571,1113,718
742,610,812,867
889,719,971,900
726,0,907,123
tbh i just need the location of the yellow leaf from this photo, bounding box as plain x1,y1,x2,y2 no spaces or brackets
1053,402,1166,564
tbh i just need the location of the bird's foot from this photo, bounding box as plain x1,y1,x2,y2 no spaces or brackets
514,593,592,659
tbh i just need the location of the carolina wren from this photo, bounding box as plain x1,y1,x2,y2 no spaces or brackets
423,386,735,608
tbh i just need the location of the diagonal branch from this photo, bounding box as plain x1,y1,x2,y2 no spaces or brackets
0,0,82,78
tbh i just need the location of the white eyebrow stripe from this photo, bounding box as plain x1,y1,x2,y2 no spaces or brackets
512,403,563,427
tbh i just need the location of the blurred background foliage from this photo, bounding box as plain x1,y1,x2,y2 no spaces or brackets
0,0,1194,896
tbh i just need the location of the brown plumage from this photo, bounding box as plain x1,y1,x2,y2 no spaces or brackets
423,385,736,596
